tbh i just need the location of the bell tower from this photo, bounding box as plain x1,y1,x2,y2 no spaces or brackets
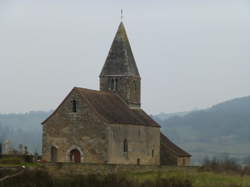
99,22,141,109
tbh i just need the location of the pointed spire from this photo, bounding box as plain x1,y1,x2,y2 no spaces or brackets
100,22,140,77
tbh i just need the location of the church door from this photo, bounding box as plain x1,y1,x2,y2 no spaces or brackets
70,149,81,163
51,146,58,162
137,158,140,165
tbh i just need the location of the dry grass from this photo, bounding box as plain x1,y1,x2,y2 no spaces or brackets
0,169,192,187
128,167,250,187
1,164,250,187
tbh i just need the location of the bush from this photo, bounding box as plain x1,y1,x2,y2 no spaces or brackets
201,157,250,176
242,165,250,175
23,155,34,163
0,157,22,165
0,168,17,178
1,170,193,187
200,157,242,173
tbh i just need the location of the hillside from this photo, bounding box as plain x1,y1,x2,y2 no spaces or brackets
154,96,250,164
0,96,250,164
0,111,51,153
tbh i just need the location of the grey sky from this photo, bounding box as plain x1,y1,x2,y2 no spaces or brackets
0,0,249,114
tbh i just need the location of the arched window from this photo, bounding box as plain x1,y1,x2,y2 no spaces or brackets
110,78,118,91
110,79,115,90
137,158,140,165
72,100,77,112
51,146,58,162
123,139,128,153
134,80,137,92
114,79,118,90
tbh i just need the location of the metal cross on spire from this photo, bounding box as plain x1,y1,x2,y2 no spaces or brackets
121,9,123,21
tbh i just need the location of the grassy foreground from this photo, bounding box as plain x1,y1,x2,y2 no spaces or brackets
128,167,250,187
1,167,250,187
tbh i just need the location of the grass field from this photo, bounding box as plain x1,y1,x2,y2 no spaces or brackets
1,164,250,187
128,167,250,187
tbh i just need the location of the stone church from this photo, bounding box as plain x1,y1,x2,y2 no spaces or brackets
42,22,191,166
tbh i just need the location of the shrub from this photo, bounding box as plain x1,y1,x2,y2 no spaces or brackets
0,157,22,165
23,155,34,163
0,168,17,178
242,165,250,175
1,170,193,187
200,157,242,174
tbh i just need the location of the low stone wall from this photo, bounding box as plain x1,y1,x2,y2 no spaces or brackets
44,163,174,176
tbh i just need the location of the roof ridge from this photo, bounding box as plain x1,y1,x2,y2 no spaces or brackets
42,87,77,124
75,88,110,124
75,87,113,95
43,87,160,128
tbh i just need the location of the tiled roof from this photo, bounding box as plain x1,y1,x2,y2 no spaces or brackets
100,22,140,77
76,87,159,127
42,87,159,127
161,132,191,157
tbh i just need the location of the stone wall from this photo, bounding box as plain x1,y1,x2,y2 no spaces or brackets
42,88,160,166
42,89,109,163
177,157,191,166
44,163,174,176
107,124,160,165
99,76,141,108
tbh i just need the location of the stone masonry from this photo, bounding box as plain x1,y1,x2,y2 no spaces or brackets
42,21,191,166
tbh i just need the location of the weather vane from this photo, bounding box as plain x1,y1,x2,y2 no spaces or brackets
121,9,123,21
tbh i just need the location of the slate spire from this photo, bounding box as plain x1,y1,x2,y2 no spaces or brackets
100,22,140,77
99,22,141,109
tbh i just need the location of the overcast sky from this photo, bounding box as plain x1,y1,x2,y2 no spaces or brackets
0,0,249,114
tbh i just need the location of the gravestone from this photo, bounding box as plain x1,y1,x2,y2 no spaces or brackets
19,144,24,154
2,140,11,154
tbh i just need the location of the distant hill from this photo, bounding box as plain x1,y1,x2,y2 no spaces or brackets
0,111,51,153
153,96,250,164
0,96,250,164
154,111,190,121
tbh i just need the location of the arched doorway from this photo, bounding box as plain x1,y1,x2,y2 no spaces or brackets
70,149,81,163
137,158,140,165
51,146,58,162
